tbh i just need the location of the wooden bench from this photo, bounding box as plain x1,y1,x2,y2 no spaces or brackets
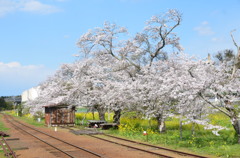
88,120,107,128
100,123,118,130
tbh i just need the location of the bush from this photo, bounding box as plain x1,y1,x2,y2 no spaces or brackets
33,111,44,120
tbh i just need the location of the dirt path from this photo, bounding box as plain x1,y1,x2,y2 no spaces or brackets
3,117,160,158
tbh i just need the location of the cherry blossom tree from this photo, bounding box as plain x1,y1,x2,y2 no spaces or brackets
76,22,131,121
131,54,211,133
76,9,183,127
25,63,74,115
167,53,240,142
198,62,240,143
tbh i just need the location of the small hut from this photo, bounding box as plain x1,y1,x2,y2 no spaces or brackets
44,104,75,127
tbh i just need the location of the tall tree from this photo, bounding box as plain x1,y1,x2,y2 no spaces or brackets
76,9,183,130
214,49,235,63
0,97,7,111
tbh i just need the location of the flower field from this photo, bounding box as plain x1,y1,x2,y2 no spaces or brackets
75,110,239,157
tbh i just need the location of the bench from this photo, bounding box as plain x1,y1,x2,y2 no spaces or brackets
88,120,107,128
100,123,118,130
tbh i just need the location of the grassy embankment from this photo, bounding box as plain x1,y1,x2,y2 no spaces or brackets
5,111,45,127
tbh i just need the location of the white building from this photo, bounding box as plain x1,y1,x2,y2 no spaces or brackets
21,86,40,102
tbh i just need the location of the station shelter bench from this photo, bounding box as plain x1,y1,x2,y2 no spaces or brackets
99,123,118,130
88,120,107,128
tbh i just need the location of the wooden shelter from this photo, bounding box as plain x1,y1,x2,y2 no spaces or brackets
44,104,75,127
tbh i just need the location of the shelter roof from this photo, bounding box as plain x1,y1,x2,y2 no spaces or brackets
42,96,69,108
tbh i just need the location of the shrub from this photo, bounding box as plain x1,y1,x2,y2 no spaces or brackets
33,111,44,120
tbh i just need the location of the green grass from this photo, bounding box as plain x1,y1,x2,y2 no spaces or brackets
4,111,45,127
103,112,239,158
0,114,9,132
15,115,45,127
0,113,9,157
0,150,4,157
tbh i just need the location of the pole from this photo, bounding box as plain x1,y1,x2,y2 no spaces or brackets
108,105,110,121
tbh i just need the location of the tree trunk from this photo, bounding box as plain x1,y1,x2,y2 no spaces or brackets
98,108,106,121
95,105,106,121
92,111,95,120
192,122,195,136
191,115,197,136
113,109,121,125
179,119,183,140
156,114,166,133
231,117,240,144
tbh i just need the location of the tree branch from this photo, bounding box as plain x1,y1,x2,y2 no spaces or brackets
230,30,238,48
198,92,231,117
150,17,181,66
230,30,240,78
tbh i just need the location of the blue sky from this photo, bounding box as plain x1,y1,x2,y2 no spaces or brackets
0,0,240,96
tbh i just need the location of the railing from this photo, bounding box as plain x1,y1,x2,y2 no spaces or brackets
0,136,17,158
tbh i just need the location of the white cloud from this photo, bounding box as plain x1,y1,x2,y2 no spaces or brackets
211,37,223,42
0,61,44,71
20,0,60,14
0,61,54,95
0,0,60,17
194,21,215,36
0,0,18,17
0,61,20,68
64,35,70,38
